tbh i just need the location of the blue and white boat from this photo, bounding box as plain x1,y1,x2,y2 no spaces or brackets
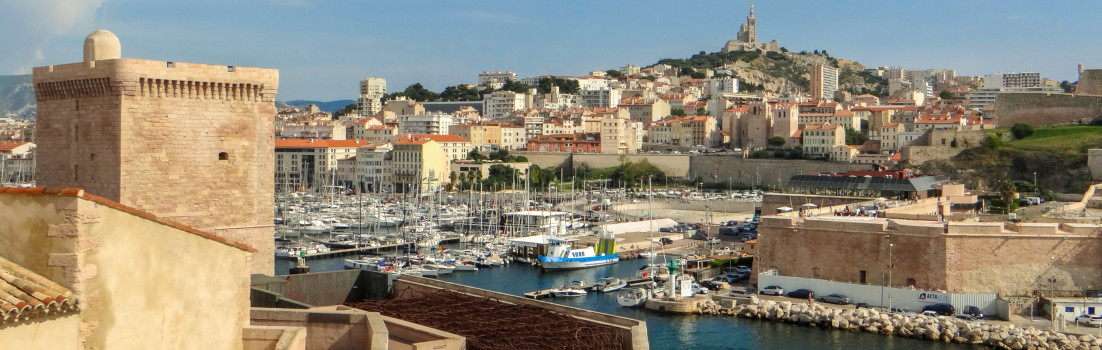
539,234,619,271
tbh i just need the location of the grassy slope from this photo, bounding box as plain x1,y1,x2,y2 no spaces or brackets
1004,126,1102,158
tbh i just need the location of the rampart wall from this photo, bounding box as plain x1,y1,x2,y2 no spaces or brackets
757,215,1102,296
994,93,1102,127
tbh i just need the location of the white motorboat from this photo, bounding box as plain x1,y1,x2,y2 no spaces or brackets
616,287,649,307
424,263,454,274
596,277,627,293
539,235,619,271
552,286,587,297
453,261,479,271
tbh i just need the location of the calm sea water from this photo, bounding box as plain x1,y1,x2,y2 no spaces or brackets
277,248,980,350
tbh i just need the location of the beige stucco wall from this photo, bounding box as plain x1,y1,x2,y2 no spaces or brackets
0,191,253,350
77,197,252,349
0,314,80,350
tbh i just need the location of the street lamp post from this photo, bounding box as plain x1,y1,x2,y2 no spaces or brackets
889,243,894,311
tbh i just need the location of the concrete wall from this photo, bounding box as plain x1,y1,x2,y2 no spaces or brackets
1090,149,1102,181
242,326,307,350
249,308,386,350
687,155,870,187
994,93,1102,127
0,314,80,350
0,190,254,350
513,151,571,170
34,58,278,274
250,270,362,307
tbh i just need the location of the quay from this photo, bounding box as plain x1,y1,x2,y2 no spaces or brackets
278,237,461,260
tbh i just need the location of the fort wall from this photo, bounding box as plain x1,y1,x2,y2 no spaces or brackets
34,58,278,273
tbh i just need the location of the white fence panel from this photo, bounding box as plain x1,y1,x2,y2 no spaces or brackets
758,274,997,316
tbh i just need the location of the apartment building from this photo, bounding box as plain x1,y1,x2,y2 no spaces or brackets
483,91,528,119
809,64,839,101
275,139,368,191
390,138,445,193
619,97,671,123
397,112,453,135
526,133,600,153
357,77,387,116
352,143,392,192
801,124,844,157
477,71,518,89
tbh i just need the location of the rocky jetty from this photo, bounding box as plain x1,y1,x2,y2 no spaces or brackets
693,296,1101,350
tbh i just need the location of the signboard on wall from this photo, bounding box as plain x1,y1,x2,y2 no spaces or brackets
917,291,948,303
680,280,693,298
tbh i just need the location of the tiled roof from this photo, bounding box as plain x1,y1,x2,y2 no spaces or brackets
0,187,257,253
0,255,78,324
0,142,30,151
403,134,471,143
275,139,369,148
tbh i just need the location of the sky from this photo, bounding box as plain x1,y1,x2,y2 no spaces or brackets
2,0,1100,101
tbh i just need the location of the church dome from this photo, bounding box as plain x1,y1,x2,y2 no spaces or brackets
83,30,121,62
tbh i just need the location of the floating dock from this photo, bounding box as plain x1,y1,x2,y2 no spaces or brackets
523,289,556,299
277,237,461,260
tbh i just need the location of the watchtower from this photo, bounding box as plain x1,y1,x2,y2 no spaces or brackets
33,30,279,273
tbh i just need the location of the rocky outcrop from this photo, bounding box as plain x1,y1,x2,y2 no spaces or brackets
691,296,1099,350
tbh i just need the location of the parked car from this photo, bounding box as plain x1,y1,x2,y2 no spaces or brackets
953,315,985,324
726,272,749,281
700,280,725,291
659,237,674,245
921,303,955,316
921,311,941,317
1077,314,1102,327
817,293,852,305
732,266,751,274
690,283,709,295
728,288,753,297
963,305,985,319
786,289,814,299
760,286,784,296
855,303,871,309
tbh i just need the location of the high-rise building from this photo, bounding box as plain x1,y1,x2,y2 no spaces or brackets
809,64,839,101
357,77,387,115
33,30,278,273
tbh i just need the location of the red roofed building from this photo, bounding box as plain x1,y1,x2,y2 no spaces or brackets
275,139,368,190
526,133,600,153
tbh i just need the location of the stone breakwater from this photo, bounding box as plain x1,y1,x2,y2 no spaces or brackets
691,297,1101,350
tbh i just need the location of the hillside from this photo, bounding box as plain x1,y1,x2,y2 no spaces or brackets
917,126,1102,194
276,100,355,113
0,74,36,118
652,50,887,96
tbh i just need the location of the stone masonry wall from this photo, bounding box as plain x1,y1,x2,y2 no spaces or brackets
757,215,1102,296
34,58,278,274
994,93,1102,127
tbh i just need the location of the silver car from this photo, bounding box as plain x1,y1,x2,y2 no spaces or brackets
817,293,852,305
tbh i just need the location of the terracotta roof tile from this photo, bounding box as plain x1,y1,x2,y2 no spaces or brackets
0,142,30,151
0,187,258,253
0,255,78,324
275,139,369,148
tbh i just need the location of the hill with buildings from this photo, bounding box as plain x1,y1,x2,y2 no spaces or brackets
0,74,35,119
651,50,887,96
276,99,355,112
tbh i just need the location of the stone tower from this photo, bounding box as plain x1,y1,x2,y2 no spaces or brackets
745,3,757,44
33,30,278,274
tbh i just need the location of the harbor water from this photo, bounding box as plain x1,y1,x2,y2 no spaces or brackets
277,248,981,350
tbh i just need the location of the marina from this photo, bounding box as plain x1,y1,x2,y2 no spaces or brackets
277,252,975,350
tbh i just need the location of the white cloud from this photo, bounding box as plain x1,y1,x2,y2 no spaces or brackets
0,0,105,74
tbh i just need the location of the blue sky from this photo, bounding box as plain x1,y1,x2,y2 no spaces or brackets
2,0,1099,101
